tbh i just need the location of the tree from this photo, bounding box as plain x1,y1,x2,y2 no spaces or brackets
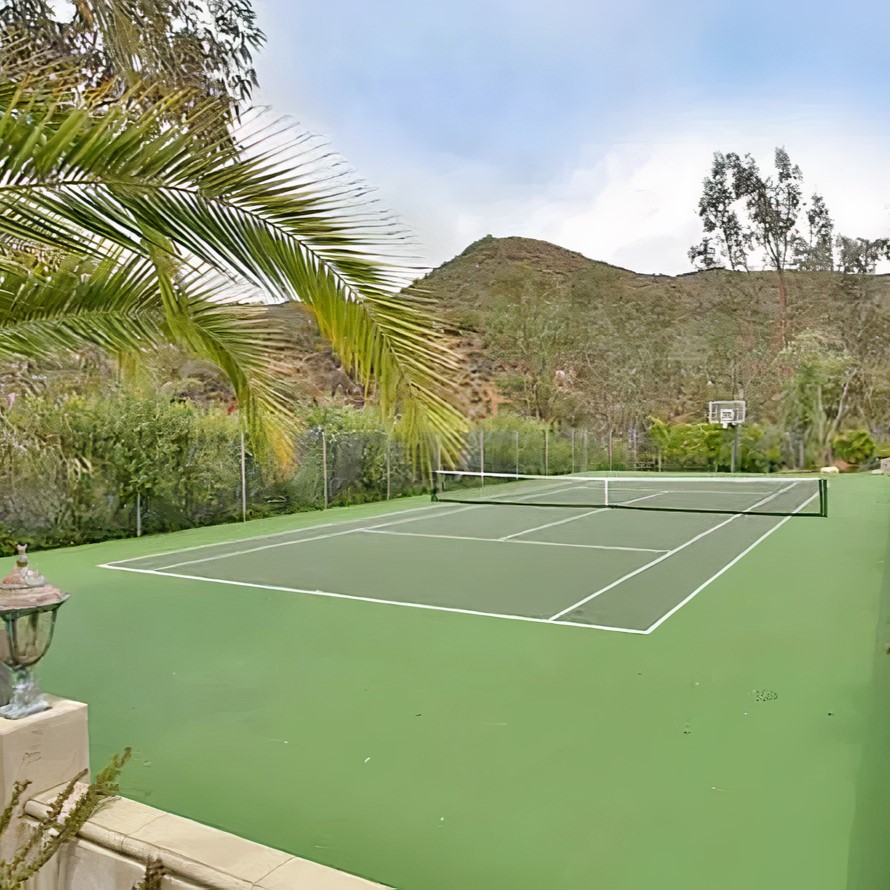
781,331,855,465
0,63,467,462
793,193,834,271
835,236,889,275
688,152,751,271
690,147,834,347
486,275,576,421
0,0,264,121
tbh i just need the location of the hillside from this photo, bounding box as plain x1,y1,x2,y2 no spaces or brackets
6,234,887,467
416,236,890,442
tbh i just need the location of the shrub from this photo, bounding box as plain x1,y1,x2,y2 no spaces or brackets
831,429,875,466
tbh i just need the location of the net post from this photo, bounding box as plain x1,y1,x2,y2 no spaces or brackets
821,477,828,517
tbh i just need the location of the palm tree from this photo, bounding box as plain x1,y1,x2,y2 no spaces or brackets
0,65,466,460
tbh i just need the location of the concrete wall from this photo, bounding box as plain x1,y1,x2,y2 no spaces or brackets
1,698,387,890
23,790,388,889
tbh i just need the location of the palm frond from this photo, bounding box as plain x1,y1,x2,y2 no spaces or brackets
0,72,467,459
0,252,297,459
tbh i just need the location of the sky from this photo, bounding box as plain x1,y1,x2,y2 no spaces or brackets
249,1,890,275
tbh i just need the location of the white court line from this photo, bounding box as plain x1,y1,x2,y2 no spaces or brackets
360,528,668,554
99,564,648,634
99,477,819,636
499,508,606,540
105,501,453,567
497,491,666,541
151,504,481,571
612,487,774,496
547,481,802,622
643,491,819,634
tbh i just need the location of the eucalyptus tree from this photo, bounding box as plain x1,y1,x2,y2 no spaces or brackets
793,193,834,272
687,152,752,272
690,147,834,347
0,65,466,461
835,236,889,275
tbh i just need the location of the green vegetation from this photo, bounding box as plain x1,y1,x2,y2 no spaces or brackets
420,236,890,468
0,392,432,550
0,749,130,889
831,429,875,466
648,418,782,473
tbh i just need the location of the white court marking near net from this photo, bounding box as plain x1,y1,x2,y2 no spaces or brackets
100,481,819,635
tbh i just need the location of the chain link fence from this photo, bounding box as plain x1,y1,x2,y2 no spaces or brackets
0,417,658,550
0,425,430,548
454,427,649,476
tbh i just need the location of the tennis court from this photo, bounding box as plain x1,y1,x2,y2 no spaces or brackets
102,473,826,634
33,472,890,890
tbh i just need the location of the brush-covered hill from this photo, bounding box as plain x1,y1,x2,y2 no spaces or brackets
415,235,890,434
9,234,886,448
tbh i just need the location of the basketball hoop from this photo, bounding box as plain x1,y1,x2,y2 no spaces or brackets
709,400,746,429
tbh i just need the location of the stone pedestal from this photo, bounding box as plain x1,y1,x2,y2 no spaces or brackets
0,697,89,859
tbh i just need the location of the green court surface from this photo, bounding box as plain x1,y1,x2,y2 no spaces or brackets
31,473,890,889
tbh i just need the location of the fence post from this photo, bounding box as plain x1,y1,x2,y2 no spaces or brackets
479,429,485,484
515,430,520,476
571,428,576,473
731,426,740,474
583,428,589,472
240,430,248,522
136,491,142,538
321,428,329,509
385,439,391,500
544,428,549,475
608,428,613,471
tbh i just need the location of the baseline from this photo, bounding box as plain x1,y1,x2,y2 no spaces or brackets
100,564,648,635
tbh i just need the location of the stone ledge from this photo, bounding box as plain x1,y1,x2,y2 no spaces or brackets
26,787,389,889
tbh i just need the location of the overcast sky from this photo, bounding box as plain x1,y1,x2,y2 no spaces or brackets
253,0,890,275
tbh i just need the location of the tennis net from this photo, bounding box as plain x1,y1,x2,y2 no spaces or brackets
433,471,827,517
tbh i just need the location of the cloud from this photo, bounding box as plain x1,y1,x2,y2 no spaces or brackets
360,106,890,276
252,1,890,276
